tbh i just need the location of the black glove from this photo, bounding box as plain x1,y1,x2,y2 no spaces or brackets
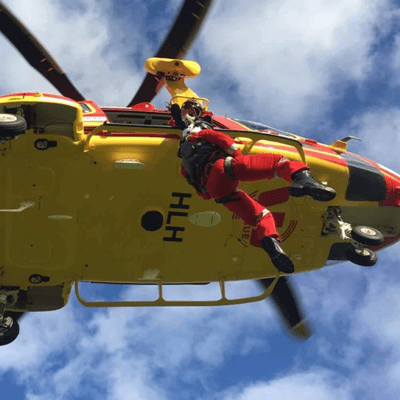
170,104,187,130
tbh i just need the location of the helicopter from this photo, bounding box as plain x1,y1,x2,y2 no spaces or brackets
0,0,399,346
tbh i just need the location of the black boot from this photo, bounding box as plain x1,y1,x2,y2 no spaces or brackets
261,236,294,274
289,170,336,202
170,104,187,131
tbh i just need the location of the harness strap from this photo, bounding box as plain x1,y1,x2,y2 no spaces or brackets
255,208,271,225
224,156,237,181
226,143,239,156
215,188,240,204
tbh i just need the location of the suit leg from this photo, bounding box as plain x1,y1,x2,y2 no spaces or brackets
231,153,308,183
223,189,279,239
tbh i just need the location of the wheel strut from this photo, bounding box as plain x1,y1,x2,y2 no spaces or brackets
0,293,7,323
322,206,383,267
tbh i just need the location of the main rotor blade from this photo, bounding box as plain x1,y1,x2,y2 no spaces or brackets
258,277,312,340
128,0,214,106
0,2,85,101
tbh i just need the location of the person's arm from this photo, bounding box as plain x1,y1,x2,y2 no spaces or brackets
188,129,242,157
170,104,188,130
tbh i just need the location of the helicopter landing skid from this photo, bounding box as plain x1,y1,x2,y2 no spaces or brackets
74,276,281,308
322,206,382,267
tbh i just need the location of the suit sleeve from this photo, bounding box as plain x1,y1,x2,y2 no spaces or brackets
188,129,242,157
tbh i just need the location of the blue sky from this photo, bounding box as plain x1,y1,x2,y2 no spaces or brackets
1,0,400,399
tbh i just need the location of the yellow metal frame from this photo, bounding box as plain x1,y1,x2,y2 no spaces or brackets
144,57,209,109
170,95,209,109
145,58,201,78
227,130,306,161
74,275,280,307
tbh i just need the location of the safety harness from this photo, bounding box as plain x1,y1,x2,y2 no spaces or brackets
178,137,225,193
177,118,241,202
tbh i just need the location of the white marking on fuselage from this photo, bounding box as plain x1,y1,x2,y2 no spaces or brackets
378,163,400,180
141,269,160,280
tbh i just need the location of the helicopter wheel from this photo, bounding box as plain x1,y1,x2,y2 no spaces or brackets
345,247,377,267
351,226,384,246
0,114,27,139
0,316,20,346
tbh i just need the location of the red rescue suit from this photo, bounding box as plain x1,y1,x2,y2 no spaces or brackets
179,129,309,243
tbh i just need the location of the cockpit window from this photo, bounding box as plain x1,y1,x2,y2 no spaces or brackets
341,153,386,201
79,103,92,113
233,119,297,138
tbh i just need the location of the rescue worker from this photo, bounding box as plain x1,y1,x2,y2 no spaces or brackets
171,100,336,274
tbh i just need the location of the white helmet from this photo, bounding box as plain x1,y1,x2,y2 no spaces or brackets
181,99,203,119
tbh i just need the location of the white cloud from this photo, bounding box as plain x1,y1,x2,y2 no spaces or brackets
2,0,394,122
0,283,280,399
352,279,400,348
4,268,390,400
0,0,145,105
107,356,166,400
2,1,400,400
389,21,400,86
0,306,79,372
196,0,392,129
338,107,400,171
344,275,400,399
219,369,351,400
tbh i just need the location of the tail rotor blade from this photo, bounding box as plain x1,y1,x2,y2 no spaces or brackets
128,0,214,106
258,277,313,340
0,1,84,100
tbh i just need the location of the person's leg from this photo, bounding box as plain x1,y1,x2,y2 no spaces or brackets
229,153,307,182
205,158,238,199
229,154,336,201
222,190,277,236
289,170,337,201
206,160,294,273
205,162,277,235
216,188,294,274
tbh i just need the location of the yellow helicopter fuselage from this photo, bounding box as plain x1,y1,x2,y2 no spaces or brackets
0,91,399,311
